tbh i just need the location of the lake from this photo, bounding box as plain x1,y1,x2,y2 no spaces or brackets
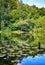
0,48,45,65
17,53,45,65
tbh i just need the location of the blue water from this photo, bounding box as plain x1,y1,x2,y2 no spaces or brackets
17,54,45,65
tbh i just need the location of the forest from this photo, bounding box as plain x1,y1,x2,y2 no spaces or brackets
0,0,45,65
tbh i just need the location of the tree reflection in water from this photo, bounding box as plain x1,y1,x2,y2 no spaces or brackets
17,54,45,65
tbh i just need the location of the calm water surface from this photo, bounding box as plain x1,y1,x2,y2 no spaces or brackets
17,54,45,65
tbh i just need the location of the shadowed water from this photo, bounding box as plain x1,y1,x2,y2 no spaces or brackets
0,47,45,65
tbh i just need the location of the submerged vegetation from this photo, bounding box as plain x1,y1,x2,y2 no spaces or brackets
0,0,45,65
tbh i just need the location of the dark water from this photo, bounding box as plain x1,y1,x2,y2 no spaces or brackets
17,54,45,65
0,48,45,65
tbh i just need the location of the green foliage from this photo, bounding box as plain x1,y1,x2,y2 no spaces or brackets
0,1,45,64
11,19,34,32
9,9,20,23
0,0,45,45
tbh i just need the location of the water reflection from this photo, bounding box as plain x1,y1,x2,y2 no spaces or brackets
17,54,45,65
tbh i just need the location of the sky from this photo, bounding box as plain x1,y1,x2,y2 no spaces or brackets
22,0,45,8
